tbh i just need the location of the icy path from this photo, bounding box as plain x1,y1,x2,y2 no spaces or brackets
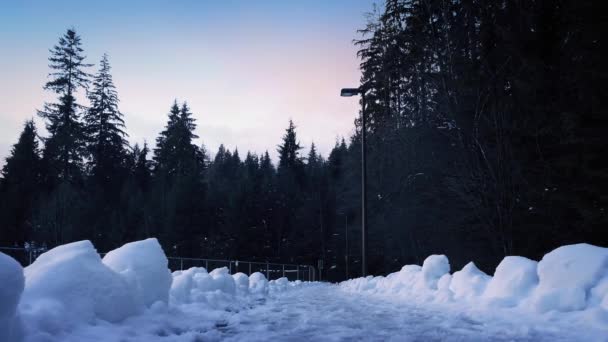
54,283,592,342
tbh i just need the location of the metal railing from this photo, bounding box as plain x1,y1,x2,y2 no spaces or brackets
2,246,316,282
166,257,316,282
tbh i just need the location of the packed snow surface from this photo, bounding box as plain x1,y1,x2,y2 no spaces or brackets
0,239,606,341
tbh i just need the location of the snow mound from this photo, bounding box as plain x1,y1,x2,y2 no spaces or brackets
0,252,24,342
20,240,137,330
484,256,538,307
209,267,236,295
249,272,269,295
419,254,450,290
450,262,491,299
102,238,172,307
531,243,608,312
170,267,237,304
170,267,208,304
233,272,250,295
269,277,290,293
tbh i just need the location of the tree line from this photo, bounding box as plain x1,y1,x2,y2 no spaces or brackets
2,0,606,281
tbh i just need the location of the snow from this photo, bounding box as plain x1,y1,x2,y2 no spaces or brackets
449,262,491,299
102,238,172,307
249,272,269,295
529,243,608,313
484,256,538,307
420,254,450,290
232,272,250,295
0,252,24,342
3,239,606,341
19,240,138,339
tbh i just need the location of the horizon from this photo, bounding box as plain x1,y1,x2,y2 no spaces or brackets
0,0,378,165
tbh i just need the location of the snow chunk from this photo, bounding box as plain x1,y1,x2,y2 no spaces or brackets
420,255,450,290
102,238,172,307
450,262,491,299
209,267,236,295
170,267,208,304
249,272,269,295
485,256,538,307
0,252,24,342
269,277,290,293
21,240,137,328
531,243,608,312
170,267,237,304
233,272,249,295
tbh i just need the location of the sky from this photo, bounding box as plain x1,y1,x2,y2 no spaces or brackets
0,0,379,165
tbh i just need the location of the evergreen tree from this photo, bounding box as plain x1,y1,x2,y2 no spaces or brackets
38,28,91,184
0,120,41,246
84,53,128,184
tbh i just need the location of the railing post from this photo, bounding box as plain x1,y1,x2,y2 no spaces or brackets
249,262,252,275
297,265,300,281
229,261,232,274
180,258,183,271
266,262,270,280
205,260,209,270
282,264,285,278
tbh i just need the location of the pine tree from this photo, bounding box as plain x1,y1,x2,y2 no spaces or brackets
84,54,128,184
277,120,304,174
0,120,41,246
38,28,92,184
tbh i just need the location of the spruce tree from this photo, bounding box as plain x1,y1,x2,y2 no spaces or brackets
38,28,91,184
0,120,41,246
84,53,128,185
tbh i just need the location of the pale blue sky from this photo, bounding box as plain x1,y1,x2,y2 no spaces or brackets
0,0,379,163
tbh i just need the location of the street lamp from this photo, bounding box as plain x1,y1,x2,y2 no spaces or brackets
340,86,368,277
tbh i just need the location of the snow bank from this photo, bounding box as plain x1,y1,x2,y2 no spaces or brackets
102,238,172,307
20,240,138,333
0,252,24,342
340,243,608,320
531,243,608,312
169,267,238,304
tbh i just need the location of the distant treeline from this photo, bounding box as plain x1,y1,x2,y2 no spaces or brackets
1,0,605,281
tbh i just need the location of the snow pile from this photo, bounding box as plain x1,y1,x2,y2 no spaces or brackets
233,272,250,295
341,243,608,320
530,243,608,312
449,262,491,299
19,240,138,336
484,256,538,307
102,238,172,307
249,272,270,295
0,252,24,342
419,254,450,290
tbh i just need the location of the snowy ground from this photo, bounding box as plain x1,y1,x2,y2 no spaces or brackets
2,238,607,341
24,283,603,342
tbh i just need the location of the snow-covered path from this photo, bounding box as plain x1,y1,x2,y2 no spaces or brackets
54,283,591,342
217,284,581,342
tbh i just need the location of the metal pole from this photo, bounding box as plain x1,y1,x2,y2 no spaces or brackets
282,264,285,278
205,260,209,270
297,265,300,281
180,258,183,271
361,92,368,277
266,262,270,280
249,262,252,275
229,261,232,274
345,214,349,279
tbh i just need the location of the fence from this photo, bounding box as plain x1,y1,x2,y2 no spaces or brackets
166,257,316,282
1,246,316,282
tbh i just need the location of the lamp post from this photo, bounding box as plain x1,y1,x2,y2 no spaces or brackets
340,87,368,277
